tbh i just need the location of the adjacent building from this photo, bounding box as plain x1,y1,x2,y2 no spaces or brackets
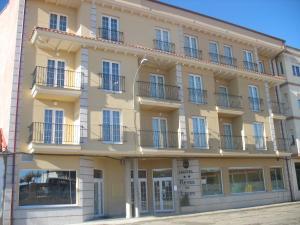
0,0,296,225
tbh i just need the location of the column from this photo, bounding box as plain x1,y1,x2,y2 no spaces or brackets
176,64,187,149
172,159,180,213
133,158,140,218
264,81,277,151
124,159,132,219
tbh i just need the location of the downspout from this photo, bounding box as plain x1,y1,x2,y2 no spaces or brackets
10,0,26,224
285,156,294,202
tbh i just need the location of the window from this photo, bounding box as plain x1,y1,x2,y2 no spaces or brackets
243,50,254,71
192,117,208,148
152,117,168,148
295,163,300,190
298,99,300,109
270,168,284,190
49,13,67,31
248,85,261,112
155,28,172,52
150,74,165,99
184,35,199,58
292,65,300,77
101,60,121,92
253,122,265,150
189,75,206,104
19,170,76,206
44,109,64,144
224,45,233,65
229,168,265,193
258,61,265,73
101,16,120,42
201,168,223,195
46,59,65,87
102,109,121,143
209,41,219,63
279,62,284,74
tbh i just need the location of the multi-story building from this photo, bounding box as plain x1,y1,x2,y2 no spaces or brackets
0,0,295,224
277,46,300,200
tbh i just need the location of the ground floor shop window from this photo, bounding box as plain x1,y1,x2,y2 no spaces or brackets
229,168,265,193
19,170,76,206
295,163,300,190
201,168,223,195
270,168,284,190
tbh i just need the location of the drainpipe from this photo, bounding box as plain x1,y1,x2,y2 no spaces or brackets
285,156,294,202
9,1,26,224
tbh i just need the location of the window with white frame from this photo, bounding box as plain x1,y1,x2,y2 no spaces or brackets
101,15,120,42
292,65,300,77
19,170,76,206
252,122,265,150
229,168,265,193
155,28,172,52
189,74,206,104
248,85,261,112
46,59,65,87
209,41,219,63
243,50,255,70
201,168,223,195
102,109,121,143
184,35,199,58
49,13,67,31
192,117,208,148
270,168,284,190
101,60,121,92
258,61,265,73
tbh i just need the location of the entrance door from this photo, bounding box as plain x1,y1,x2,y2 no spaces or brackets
94,170,104,216
153,170,173,212
131,170,148,213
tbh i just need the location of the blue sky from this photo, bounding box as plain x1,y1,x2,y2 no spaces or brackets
1,0,299,48
160,0,300,48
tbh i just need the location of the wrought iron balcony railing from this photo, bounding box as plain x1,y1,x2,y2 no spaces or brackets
99,124,127,143
216,93,243,109
188,89,208,105
248,97,264,112
98,27,124,43
32,66,82,89
184,47,202,60
243,61,258,72
209,53,237,67
99,73,125,92
137,81,180,101
271,101,288,116
153,39,175,53
276,138,290,151
220,135,244,150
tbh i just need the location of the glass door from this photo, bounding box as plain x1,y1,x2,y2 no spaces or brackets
44,109,64,144
218,86,229,108
248,85,260,112
209,42,219,63
47,60,65,87
243,50,254,70
94,178,104,216
253,123,265,149
153,177,173,212
224,45,233,65
223,123,233,149
152,118,168,148
192,117,207,148
150,74,165,99
189,75,204,104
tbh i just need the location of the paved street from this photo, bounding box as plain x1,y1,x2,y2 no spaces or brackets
129,203,300,225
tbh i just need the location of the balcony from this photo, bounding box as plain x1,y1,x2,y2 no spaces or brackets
246,136,273,152
220,135,244,151
137,81,181,110
184,47,202,60
153,39,175,53
271,101,288,119
209,53,237,67
139,130,184,150
276,138,290,152
191,132,210,149
248,97,264,112
98,27,124,43
243,61,258,72
99,125,127,144
99,73,125,93
188,89,208,105
31,66,82,102
215,93,243,116
28,122,82,153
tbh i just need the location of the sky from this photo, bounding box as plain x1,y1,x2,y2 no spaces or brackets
0,0,299,48
160,0,300,48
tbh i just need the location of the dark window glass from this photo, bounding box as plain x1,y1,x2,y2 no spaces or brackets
19,170,76,206
295,163,300,191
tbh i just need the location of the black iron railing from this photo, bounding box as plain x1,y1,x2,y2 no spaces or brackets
209,53,237,67
271,101,288,116
276,138,290,151
28,122,83,145
248,97,264,112
188,89,208,104
99,73,125,92
99,125,126,143
247,136,268,150
216,93,243,109
139,130,183,149
220,135,244,150
184,47,202,60
153,39,175,53
243,61,258,72
32,66,82,89
98,27,124,43
191,132,209,149
137,81,180,101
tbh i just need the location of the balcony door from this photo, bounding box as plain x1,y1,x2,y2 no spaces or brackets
47,59,65,87
102,16,119,41
184,35,198,58
189,75,204,104
209,42,219,63
248,85,260,112
44,109,64,144
243,50,254,70
223,123,234,149
192,117,208,148
152,117,168,148
218,86,229,108
224,45,233,65
150,74,165,99
155,28,170,52
253,122,265,150
102,60,120,92
102,110,121,143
